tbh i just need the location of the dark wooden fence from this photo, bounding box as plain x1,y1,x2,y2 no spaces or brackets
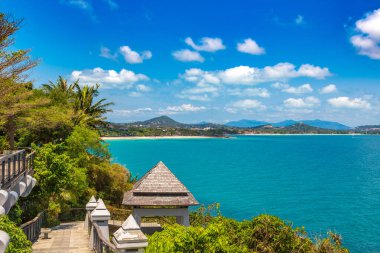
19,211,45,242
0,149,35,190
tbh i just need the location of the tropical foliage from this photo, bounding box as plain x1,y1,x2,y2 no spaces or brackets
147,209,349,253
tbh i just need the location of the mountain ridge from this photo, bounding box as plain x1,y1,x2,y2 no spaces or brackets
226,119,351,130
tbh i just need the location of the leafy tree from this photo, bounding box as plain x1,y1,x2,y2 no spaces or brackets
88,163,133,204
21,143,88,222
0,81,47,149
0,13,37,84
65,125,110,166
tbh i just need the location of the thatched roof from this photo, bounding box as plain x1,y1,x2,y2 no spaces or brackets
123,161,199,207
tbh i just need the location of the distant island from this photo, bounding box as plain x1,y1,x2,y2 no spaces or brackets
99,116,380,137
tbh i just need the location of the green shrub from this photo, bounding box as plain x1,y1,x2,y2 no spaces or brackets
0,216,32,253
146,211,349,253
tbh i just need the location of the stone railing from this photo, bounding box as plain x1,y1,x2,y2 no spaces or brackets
86,196,149,253
0,148,37,253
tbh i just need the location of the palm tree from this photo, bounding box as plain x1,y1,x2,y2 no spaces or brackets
42,76,76,105
73,83,114,127
42,76,75,93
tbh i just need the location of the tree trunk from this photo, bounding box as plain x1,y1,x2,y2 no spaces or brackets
5,114,16,150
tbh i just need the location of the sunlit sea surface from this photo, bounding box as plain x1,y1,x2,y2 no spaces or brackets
106,135,380,253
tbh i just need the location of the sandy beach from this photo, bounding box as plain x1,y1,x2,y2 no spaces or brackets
101,136,216,140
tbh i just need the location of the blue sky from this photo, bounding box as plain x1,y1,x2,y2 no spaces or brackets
2,0,380,126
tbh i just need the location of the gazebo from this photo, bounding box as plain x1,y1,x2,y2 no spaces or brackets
122,161,198,227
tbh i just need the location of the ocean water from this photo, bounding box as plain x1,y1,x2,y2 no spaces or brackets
106,135,380,253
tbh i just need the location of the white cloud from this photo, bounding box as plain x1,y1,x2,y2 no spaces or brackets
283,84,313,94
136,84,151,92
159,104,206,115
172,49,204,62
120,46,152,64
284,96,320,108
178,63,329,102
237,38,265,55
182,63,330,86
319,84,337,94
350,8,380,59
296,64,331,79
70,67,149,89
328,97,371,109
295,15,305,25
185,37,226,52
228,88,270,98
99,47,117,60
226,99,266,113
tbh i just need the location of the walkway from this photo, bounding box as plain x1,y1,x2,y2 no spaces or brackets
32,221,93,253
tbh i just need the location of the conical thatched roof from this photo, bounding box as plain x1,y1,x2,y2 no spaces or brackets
123,161,199,206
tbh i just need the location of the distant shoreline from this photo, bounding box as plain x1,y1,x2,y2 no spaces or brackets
101,136,217,140
101,133,371,140
238,133,365,136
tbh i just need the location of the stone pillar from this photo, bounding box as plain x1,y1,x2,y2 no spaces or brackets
183,214,190,226
112,215,148,253
132,209,142,225
21,175,36,197
0,230,10,253
0,190,8,207
84,196,97,229
90,199,111,247
12,181,26,197
2,191,18,214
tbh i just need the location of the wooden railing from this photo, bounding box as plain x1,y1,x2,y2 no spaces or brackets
0,149,35,190
19,211,45,242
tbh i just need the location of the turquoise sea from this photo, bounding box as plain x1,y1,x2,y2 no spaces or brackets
106,135,380,253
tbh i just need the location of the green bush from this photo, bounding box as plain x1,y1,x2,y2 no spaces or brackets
146,213,349,253
0,216,32,253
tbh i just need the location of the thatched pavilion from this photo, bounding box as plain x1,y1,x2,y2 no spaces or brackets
122,161,198,227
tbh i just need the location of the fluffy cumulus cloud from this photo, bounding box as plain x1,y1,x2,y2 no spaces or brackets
185,37,226,52
228,88,270,98
226,99,266,113
182,63,330,86
282,83,313,94
350,8,380,59
159,104,206,115
237,38,265,55
120,46,152,64
178,63,329,102
284,96,320,108
328,97,371,109
319,84,337,94
70,67,149,89
172,49,204,62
